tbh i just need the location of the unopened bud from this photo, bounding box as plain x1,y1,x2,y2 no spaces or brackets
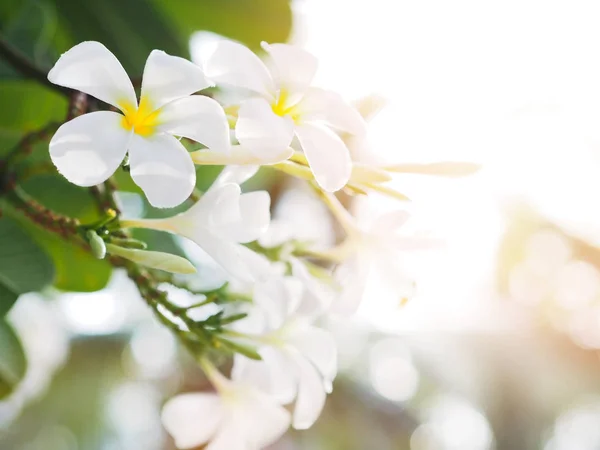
86,230,106,259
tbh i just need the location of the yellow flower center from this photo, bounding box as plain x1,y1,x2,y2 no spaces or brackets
119,96,161,137
271,89,301,123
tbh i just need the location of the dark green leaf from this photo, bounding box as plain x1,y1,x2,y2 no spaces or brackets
4,210,112,293
0,319,26,399
0,217,54,314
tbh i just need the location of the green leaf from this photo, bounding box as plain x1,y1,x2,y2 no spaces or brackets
4,209,112,292
21,174,102,223
0,285,18,318
105,243,196,274
0,319,26,399
0,217,54,315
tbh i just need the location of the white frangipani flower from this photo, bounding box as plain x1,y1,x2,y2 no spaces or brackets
232,276,337,430
321,196,439,315
162,363,290,450
48,41,230,208
205,40,366,192
120,167,271,282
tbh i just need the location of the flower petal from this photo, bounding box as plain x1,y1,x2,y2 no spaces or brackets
237,245,276,282
48,41,136,110
288,326,337,391
290,257,335,315
141,50,212,110
157,96,230,152
128,133,195,208
218,191,271,244
49,111,129,186
191,145,293,165
242,388,291,447
291,354,327,430
205,40,275,99
236,97,294,158
298,87,367,135
187,230,256,283
332,256,370,316
215,165,260,186
173,183,241,230
232,349,297,404
261,42,318,98
206,426,246,450
161,393,224,449
295,122,352,192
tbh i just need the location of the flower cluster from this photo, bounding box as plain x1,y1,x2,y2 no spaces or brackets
46,40,477,449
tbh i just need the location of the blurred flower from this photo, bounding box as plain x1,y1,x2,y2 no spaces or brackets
232,276,337,430
48,41,228,207
121,167,271,282
321,197,439,315
205,40,366,191
162,363,290,450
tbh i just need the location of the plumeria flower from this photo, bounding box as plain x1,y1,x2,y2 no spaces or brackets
48,41,230,208
232,276,337,430
162,361,290,450
320,194,439,315
205,40,366,192
120,166,271,282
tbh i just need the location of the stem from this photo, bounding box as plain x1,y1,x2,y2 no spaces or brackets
0,36,67,96
8,185,81,239
313,187,359,236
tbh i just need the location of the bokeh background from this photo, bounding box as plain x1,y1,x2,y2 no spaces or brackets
4,0,600,449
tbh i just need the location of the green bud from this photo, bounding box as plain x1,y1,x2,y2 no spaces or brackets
108,237,147,249
86,230,106,259
105,244,196,274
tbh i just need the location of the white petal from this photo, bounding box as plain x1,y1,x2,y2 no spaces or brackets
191,145,293,165
332,256,370,316
291,354,327,430
205,40,275,99
237,245,276,282
253,278,290,328
215,165,260,186
206,183,243,229
290,258,335,315
371,211,410,235
128,133,195,208
161,393,224,449
141,50,212,110
261,42,318,98
188,230,256,283
232,349,297,404
157,96,231,152
298,87,367,135
218,191,271,244
176,183,241,229
48,41,136,110
49,111,129,186
236,97,294,157
241,388,291,447
288,326,337,390
295,122,352,192
206,426,246,450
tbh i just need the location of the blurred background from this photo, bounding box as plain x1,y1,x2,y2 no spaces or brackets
4,0,600,449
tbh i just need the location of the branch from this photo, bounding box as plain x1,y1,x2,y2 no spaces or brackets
0,36,68,96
